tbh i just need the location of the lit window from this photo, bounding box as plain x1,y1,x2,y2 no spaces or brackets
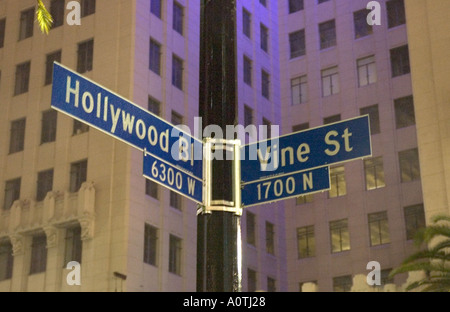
330,219,350,253
364,157,385,190
329,166,346,198
357,55,377,87
297,225,315,258
368,211,390,246
399,148,420,182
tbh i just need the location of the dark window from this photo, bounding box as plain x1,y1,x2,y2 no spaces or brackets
77,39,94,73
19,8,34,41
243,56,252,86
360,104,380,134
70,160,88,192
246,211,256,246
64,226,82,264
267,277,276,292
171,110,183,125
261,70,270,99
143,224,158,266
259,0,267,7
247,269,257,292
324,114,341,125
387,0,406,28
148,96,161,116
291,76,307,105
289,0,304,13
9,118,26,154
260,23,269,52
318,0,331,3
41,110,57,144
145,179,158,199
151,0,162,19
0,241,13,281
3,178,21,210
0,18,6,48
390,45,410,77
168,235,182,275
244,105,253,127
172,55,183,90
14,61,31,95
170,191,182,210
30,234,47,274
50,0,65,28
81,0,96,17
292,122,309,133
394,95,415,128
289,29,305,58
73,120,89,135
354,9,373,39
404,204,426,240
36,169,54,201
265,222,275,255
45,50,62,85
243,9,251,38
319,20,336,49
399,148,420,182
149,39,161,75
173,2,184,35
333,275,352,292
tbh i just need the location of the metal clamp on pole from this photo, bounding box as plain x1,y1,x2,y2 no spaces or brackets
201,138,242,216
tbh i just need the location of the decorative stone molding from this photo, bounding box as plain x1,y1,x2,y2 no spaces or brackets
79,214,95,241
43,226,58,248
9,234,24,256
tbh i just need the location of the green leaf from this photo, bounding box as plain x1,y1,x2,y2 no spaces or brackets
36,0,53,35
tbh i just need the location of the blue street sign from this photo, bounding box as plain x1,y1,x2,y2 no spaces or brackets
51,62,203,180
143,152,203,204
241,166,330,207
240,115,371,183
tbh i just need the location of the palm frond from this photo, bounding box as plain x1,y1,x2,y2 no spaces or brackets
36,0,53,35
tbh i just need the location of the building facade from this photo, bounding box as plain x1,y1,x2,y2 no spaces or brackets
278,0,425,291
0,0,286,292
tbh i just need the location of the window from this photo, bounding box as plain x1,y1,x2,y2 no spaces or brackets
14,61,31,95
333,275,352,292
387,0,406,28
380,269,394,285
265,222,275,255
41,110,57,144
243,56,252,86
243,9,251,38
77,39,94,73
70,160,88,192
260,23,269,53
360,105,380,134
170,191,182,210
248,269,257,292
296,194,313,205
357,56,377,87
394,95,415,128
292,123,309,133
291,75,307,105
151,0,162,19
9,118,26,154
364,157,385,190
172,55,183,90
267,277,276,292
261,70,270,99
246,211,256,246
168,234,182,275
244,105,253,128
148,97,161,116
173,2,184,35
368,211,390,246
50,0,65,28
64,226,82,264
73,120,89,135
321,66,339,97
390,45,410,77
399,148,420,182
329,166,346,197
171,111,183,126
19,8,34,41
262,118,271,139
289,29,305,59
330,219,350,253
354,9,373,39
81,0,96,17
259,0,267,7
149,39,161,75
404,204,425,240
297,225,315,258
30,234,47,274
143,224,158,266
0,18,6,48
45,50,62,85
3,178,21,210
318,0,331,3
324,114,340,125
0,241,13,281
36,169,54,201
145,179,158,199
319,20,336,50
289,0,304,13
